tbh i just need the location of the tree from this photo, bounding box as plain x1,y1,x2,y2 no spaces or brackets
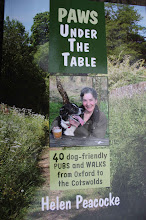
30,12,49,47
105,4,146,60
56,76,70,104
0,0,5,77
92,0,146,6
0,17,49,114
34,42,49,72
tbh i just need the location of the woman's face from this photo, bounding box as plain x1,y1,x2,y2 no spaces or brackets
82,93,97,113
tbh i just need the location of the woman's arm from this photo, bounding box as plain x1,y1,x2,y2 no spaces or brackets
91,112,107,138
74,125,90,137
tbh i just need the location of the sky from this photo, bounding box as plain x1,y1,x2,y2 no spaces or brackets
4,0,146,36
4,0,50,34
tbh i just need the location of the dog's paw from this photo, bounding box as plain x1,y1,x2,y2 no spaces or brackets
64,129,74,136
61,120,69,129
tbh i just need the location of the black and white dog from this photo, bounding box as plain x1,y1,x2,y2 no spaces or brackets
58,102,84,136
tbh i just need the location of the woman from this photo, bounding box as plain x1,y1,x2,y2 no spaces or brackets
72,87,107,138
51,87,107,138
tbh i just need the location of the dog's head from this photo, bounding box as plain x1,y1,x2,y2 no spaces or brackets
60,103,83,121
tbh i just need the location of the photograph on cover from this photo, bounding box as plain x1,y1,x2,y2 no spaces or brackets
49,76,109,147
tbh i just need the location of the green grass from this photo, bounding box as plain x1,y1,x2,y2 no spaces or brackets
108,56,146,90
0,104,49,220
109,94,146,197
49,102,63,128
24,187,50,220
61,190,88,202
92,93,146,219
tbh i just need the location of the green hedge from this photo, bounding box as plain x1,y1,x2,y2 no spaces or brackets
0,104,49,220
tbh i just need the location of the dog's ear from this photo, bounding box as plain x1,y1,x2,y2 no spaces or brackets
60,106,69,120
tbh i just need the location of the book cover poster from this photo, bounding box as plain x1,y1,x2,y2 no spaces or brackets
0,0,146,220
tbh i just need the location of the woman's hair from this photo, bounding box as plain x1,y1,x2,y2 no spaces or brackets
80,87,98,101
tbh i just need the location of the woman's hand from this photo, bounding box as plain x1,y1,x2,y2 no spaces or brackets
69,118,80,127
